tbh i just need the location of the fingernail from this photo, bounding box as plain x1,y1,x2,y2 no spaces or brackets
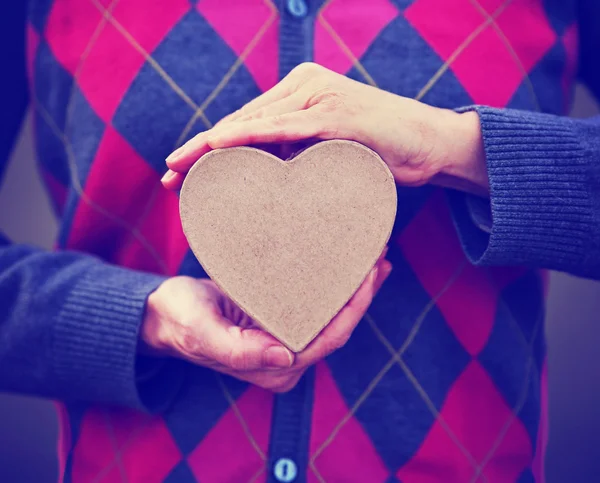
166,146,185,164
382,261,393,279
264,346,294,368
161,170,176,183
371,265,379,282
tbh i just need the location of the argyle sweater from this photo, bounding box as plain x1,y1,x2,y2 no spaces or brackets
2,0,600,482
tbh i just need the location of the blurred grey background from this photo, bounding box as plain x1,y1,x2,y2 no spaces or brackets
0,87,599,482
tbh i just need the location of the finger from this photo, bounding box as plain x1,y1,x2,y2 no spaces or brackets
165,132,212,173
166,84,295,171
216,84,294,126
161,169,185,190
164,93,305,173
206,110,323,149
174,282,294,370
232,92,306,123
199,319,295,371
295,260,385,366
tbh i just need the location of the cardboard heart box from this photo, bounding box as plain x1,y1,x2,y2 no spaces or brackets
180,140,397,352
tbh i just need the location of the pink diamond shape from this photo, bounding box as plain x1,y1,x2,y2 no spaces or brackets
187,386,273,482
111,0,190,54
405,0,484,63
120,417,182,482
66,127,152,255
198,0,278,92
118,183,189,276
45,0,104,75
407,0,556,107
309,362,390,483
494,0,557,73
71,407,181,483
78,21,146,123
71,408,119,481
315,0,399,75
399,191,497,355
398,361,532,482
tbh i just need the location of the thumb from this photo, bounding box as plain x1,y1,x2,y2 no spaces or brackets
193,313,295,371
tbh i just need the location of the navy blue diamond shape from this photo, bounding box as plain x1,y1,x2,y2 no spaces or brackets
164,365,248,455
62,403,90,483
180,117,209,146
479,302,531,411
178,249,208,279
152,9,260,121
204,65,262,125
354,362,436,472
517,467,535,483
522,42,567,115
390,0,415,10
33,109,69,186
164,461,197,483
502,271,545,346
543,0,577,36
326,315,391,407
34,40,73,132
402,303,471,411
367,245,434,350
506,79,539,113
391,185,434,237
32,110,79,248
417,68,473,109
113,61,195,174
56,189,80,248
29,0,54,33
516,366,542,451
66,87,106,186
347,15,472,107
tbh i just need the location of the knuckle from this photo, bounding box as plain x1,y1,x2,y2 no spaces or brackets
291,62,321,77
327,333,352,352
178,325,201,356
227,347,253,371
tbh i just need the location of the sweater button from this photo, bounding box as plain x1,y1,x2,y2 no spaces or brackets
273,458,297,482
287,0,308,18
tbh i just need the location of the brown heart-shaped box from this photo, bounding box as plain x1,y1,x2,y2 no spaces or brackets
180,140,397,352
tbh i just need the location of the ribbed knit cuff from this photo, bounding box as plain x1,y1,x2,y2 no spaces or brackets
53,263,183,413
448,106,595,272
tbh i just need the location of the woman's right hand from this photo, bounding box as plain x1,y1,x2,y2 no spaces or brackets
140,254,391,392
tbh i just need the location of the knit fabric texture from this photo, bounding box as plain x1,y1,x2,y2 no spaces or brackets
1,0,600,482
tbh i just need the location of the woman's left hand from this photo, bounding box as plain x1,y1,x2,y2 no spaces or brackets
162,63,488,196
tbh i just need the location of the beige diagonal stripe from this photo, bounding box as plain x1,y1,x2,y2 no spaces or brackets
175,0,279,148
467,0,540,111
311,262,467,477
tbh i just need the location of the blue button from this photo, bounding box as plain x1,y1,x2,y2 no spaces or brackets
273,458,297,482
287,0,308,18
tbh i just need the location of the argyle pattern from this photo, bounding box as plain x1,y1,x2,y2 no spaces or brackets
27,0,576,481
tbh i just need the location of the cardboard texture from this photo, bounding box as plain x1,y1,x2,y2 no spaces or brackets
180,140,397,352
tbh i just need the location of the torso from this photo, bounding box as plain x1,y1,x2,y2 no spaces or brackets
29,1,576,481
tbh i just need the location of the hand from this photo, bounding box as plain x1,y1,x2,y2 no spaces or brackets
161,63,488,196
141,253,392,393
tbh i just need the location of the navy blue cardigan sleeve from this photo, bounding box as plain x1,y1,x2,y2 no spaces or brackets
448,0,600,280
0,4,183,411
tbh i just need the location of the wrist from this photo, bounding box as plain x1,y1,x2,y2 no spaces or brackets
139,283,170,356
434,110,489,197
